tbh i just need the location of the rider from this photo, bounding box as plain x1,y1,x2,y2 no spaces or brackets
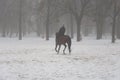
58,24,65,36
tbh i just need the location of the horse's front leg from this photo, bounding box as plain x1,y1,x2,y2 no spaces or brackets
55,44,58,52
58,45,61,54
63,44,67,55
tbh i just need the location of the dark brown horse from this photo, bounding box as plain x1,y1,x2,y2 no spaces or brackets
55,32,71,54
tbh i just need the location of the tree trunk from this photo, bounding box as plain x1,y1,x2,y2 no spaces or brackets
75,6,85,41
37,26,40,37
96,1,105,40
96,20,103,39
46,0,50,40
76,12,84,41
112,16,116,43
116,15,120,39
112,1,117,43
116,25,120,39
36,17,41,37
84,26,89,37
19,0,22,40
2,26,6,37
76,17,82,41
70,14,74,38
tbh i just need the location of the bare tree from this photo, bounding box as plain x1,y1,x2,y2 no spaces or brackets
65,0,90,41
111,0,120,43
46,0,50,40
95,0,112,40
18,0,23,40
70,13,74,38
116,14,120,39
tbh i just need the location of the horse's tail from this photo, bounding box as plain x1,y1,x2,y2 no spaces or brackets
67,36,71,53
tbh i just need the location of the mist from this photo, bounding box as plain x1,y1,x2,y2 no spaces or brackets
0,0,120,43
0,0,120,80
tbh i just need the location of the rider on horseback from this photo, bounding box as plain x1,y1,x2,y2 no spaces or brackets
55,24,71,54
58,24,65,36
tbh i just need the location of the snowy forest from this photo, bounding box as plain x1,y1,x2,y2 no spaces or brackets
0,0,120,80
0,0,120,43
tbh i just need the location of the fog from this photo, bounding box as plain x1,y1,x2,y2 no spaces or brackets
0,1,120,79
0,0,120,43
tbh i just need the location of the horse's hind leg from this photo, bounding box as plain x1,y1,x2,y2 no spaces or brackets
67,43,71,55
63,44,67,54
69,49,71,55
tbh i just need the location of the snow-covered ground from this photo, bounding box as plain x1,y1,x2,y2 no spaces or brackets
0,37,120,80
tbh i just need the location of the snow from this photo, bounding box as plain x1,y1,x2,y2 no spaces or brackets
0,37,120,80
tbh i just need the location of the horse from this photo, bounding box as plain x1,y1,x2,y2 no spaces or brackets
55,32,71,54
